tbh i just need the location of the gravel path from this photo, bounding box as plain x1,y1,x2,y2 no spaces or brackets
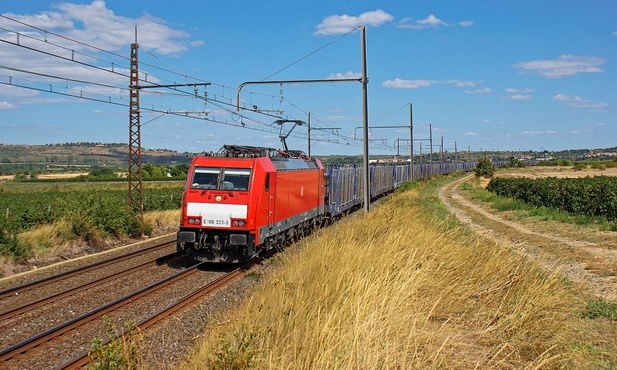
439,174,617,302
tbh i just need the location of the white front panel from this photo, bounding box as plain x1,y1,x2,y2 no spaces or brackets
187,202,248,228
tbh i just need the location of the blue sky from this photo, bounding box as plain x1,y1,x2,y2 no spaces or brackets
0,1,615,156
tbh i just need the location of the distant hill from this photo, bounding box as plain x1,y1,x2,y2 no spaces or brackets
0,143,198,173
1,142,615,175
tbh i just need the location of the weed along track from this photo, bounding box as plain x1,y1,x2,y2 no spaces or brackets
440,174,617,302
0,254,251,369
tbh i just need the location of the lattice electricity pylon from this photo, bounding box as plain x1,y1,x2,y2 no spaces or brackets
128,41,144,235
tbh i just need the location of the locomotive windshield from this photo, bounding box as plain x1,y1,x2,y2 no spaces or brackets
191,167,251,191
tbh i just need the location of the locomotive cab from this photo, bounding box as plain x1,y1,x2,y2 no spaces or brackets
177,144,325,263
177,160,262,262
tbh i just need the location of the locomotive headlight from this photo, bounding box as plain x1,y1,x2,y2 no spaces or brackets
232,220,246,227
187,217,201,225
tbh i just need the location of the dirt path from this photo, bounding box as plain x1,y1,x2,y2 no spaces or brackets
439,174,617,302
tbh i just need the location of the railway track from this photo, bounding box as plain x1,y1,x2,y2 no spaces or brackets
0,250,266,369
0,241,175,300
57,264,248,369
0,250,182,322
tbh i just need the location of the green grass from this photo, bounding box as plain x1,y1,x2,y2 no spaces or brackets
585,298,617,320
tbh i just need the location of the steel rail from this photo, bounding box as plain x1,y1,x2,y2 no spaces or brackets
0,251,182,321
0,241,174,299
0,260,204,363
57,251,273,369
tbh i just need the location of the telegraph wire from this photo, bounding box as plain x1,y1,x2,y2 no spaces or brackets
260,25,361,81
0,15,385,151
2,15,331,123
0,79,128,107
0,64,128,92
1,14,314,104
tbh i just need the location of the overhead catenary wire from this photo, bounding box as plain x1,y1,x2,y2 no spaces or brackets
260,26,361,81
0,15,394,152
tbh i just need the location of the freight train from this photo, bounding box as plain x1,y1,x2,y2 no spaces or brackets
176,144,477,262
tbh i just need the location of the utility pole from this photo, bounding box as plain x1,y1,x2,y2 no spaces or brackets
127,30,210,236
235,27,370,210
440,136,444,165
307,112,341,159
128,29,144,235
307,112,311,158
429,123,433,164
360,26,370,212
455,141,458,162
409,103,413,180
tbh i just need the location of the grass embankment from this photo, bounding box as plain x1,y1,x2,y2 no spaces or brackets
180,175,616,369
0,181,182,276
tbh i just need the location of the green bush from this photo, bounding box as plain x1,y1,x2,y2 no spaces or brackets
207,327,258,370
486,176,617,221
88,316,142,370
474,157,495,178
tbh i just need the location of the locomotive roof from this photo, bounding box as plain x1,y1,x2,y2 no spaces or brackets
198,144,321,171
271,157,321,170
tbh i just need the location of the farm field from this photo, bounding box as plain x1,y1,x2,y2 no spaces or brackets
0,181,183,277
492,165,617,179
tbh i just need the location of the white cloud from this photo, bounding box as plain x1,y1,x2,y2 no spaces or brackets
505,88,534,94
553,94,608,108
314,9,394,36
398,14,447,29
382,78,482,90
327,71,362,80
464,132,479,137
398,15,473,30
0,84,40,98
465,88,492,94
507,94,532,100
382,78,438,89
326,115,361,122
0,101,19,109
447,79,482,87
513,55,606,78
521,130,558,135
0,1,200,108
414,14,447,28
0,1,200,56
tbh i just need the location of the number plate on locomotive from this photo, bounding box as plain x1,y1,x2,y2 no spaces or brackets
203,218,230,227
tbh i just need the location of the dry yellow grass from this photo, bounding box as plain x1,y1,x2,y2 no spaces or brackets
179,184,613,369
143,210,180,232
0,210,180,277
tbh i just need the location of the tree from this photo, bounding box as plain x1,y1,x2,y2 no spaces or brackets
169,164,189,178
475,157,495,178
89,167,117,179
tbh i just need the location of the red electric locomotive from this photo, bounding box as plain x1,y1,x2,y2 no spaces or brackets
177,145,325,262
